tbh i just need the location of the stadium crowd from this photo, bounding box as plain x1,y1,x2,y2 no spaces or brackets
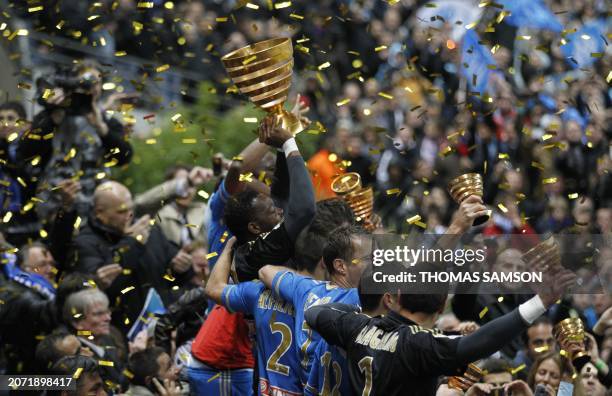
0,0,610,395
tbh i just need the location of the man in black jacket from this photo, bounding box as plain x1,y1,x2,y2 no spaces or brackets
69,181,194,332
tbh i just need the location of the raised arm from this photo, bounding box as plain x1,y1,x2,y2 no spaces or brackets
258,264,293,290
205,237,236,304
225,138,271,196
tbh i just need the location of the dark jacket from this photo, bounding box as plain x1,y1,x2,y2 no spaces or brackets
69,216,192,332
0,280,57,374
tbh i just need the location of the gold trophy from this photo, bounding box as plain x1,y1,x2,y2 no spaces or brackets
331,173,374,230
221,38,305,135
447,173,490,226
554,318,591,370
448,362,484,391
522,237,561,271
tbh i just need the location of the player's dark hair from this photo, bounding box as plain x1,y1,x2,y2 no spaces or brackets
294,199,356,273
322,224,369,275
35,328,74,372
128,347,166,387
358,269,385,312
309,198,355,234
0,101,26,119
224,189,259,242
481,358,512,376
399,293,447,314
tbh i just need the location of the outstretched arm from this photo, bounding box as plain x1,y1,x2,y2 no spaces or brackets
205,237,236,304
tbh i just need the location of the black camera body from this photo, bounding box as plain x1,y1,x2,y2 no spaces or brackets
36,65,98,117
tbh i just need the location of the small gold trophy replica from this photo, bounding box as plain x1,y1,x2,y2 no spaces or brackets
554,318,591,370
447,173,491,226
331,173,374,230
221,38,305,135
448,362,484,391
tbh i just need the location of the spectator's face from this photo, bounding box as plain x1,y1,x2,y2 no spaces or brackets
493,249,524,291
596,208,611,233
482,371,512,387
23,246,56,283
95,189,134,233
174,169,195,207
156,352,179,382
191,247,209,279
75,372,107,396
565,121,581,143
534,358,561,390
593,293,611,315
527,324,555,359
0,109,22,138
580,363,606,396
77,301,111,336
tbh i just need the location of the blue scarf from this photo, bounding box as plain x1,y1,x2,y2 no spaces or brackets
2,253,56,300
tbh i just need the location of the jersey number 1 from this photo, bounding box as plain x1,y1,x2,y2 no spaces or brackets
358,356,373,396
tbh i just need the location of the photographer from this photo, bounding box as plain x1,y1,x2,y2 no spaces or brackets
19,59,133,222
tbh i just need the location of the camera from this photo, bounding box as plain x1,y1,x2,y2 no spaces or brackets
36,65,99,116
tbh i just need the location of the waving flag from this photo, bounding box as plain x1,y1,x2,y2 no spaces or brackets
127,288,167,341
461,29,498,94
499,0,562,32
560,19,608,69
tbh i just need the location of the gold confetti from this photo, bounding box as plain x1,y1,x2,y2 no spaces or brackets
336,98,351,107
542,178,558,185
386,188,401,195
378,92,393,100
289,13,303,20
197,190,209,199
206,252,218,260
216,17,228,22
405,215,420,224
208,372,222,382
414,221,427,229
531,161,545,170
497,203,508,213
479,307,488,318
39,229,48,238
239,172,254,182
28,6,43,12
243,117,258,123
568,193,579,199
465,22,478,30
2,212,12,223
242,55,257,65
374,45,387,52
274,1,291,9
534,346,550,353
156,64,170,73
318,62,331,70
182,138,197,144
137,2,154,8
98,360,114,367
511,364,526,375
145,138,157,145
73,367,83,379
121,286,135,294
497,296,504,302
123,370,134,379
114,51,127,57
498,153,509,159
163,274,176,282
77,330,92,336
246,2,259,9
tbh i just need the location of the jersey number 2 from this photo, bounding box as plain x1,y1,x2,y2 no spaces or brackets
267,321,292,375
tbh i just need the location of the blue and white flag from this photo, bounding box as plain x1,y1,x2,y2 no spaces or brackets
499,0,562,32
560,19,608,69
461,29,498,94
127,288,166,341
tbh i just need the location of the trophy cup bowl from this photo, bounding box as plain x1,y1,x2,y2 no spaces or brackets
448,363,484,391
221,38,304,135
554,318,591,370
447,173,490,226
522,237,562,271
331,173,374,229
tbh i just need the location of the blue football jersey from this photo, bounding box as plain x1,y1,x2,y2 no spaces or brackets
222,280,303,395
270,271,360,394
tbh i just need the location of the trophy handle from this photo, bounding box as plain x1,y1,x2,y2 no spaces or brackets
269,105,305,136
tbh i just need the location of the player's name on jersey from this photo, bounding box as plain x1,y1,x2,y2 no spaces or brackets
258,289,295,315
355,324,399,352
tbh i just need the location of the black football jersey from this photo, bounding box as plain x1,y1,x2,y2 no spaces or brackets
307,303,467,396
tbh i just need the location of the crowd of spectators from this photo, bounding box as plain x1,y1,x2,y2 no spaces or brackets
0,0,610,395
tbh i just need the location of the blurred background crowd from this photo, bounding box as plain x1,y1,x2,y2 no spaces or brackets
0,0,609,395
